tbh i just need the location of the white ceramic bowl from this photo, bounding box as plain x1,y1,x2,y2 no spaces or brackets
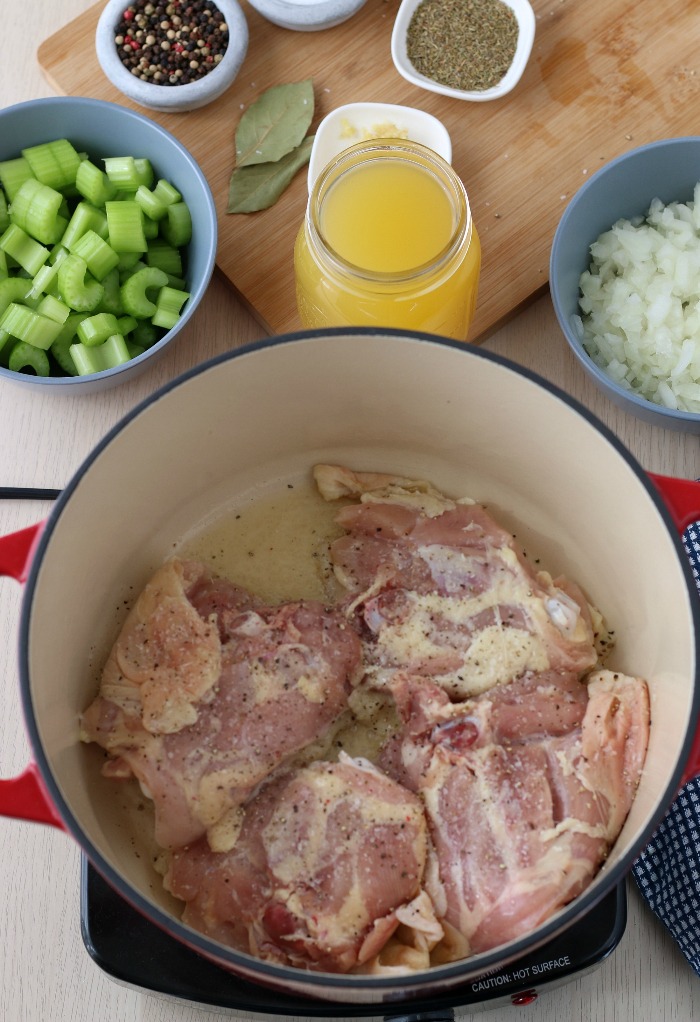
0,97,217,394
95,0,249,113
246,0,367,31
307,101,452,191
391,0,535,102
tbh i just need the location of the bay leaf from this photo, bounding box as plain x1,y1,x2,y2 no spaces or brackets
227,136,315,214
235,79,315,168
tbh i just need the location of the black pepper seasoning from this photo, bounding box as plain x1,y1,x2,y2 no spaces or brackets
114,0,229,86
406,0,519,93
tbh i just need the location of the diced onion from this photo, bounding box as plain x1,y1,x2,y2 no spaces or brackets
577,182,700,413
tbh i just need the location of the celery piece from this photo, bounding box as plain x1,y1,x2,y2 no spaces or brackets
119,261,147,285
142,215,159,241
0,224,50,276
120,266,168,318
154,179,181,206
75,159,118,207
70,332,130,375
106,199,147,253
116,314,138,335
125,341,146,360
0,276,34,316
151,286,189,330
7,339,50,377
0,157,33,201
57,253,104,313
95,267,124,316
26,246,69,300
72,230,120,281
36,294,70,325
132,320,160,348
0,251,7,281
160,201,192,248
116,250,142,272
135,159,154,188
49,313,87,375
146,239,183,278
77,312,120,347
62,201,109,252
22,139,81,191
104,157,142,193
9,177,66,246
0,302,63,350
0,189,9,233
135,184,168,222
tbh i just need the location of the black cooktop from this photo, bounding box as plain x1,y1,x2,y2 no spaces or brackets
80,857,626,1019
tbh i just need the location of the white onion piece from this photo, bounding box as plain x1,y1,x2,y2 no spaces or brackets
578,182,700,413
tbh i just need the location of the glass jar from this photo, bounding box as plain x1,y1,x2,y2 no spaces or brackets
294,139,481,340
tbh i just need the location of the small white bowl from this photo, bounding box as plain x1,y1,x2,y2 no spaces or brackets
246,0,367,32
391,0,535,102
308,101,452,191
96,0,249,113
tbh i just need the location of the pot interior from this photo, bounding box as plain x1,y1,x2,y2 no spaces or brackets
22,329,698,997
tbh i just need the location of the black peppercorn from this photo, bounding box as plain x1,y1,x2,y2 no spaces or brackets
114,0,229,86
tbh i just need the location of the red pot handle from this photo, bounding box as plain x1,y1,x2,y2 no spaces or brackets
649,473,700,784
0,522,64,829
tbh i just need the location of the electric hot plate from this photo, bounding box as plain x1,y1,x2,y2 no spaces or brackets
80,857,626,1019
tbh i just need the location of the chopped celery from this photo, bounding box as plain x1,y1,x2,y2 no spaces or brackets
146,239,183,278
121,266,168,318
77,312,120,347
26,246,69,300
22,139,81,191
116,314,138,334
95,267,124,316
125,341,146,360
142,215,159,241
7,340,50,376
160,201,192,248
0,277,34,316
0,302,63,349
0,251,7,281
0,224,50,276
49,313,87,375
62,202,109,252
152,286,190,330
36,294,70,325
132,320,160,348
119,261,147,285
106,200,147,253
154,179,181,205
0,189,9,233
104,157,154,193
72,230,120,281
70,332,131,375
0,157,33,201
57,254,104,313
75,159,118,206
135,185,168,222
10,178,66,246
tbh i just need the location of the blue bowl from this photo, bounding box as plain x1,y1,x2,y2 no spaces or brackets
0,96,217,394
550,136,700,433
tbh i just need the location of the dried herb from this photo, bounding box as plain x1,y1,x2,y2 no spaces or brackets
227,135,315,213
406,0,519,92
235,79,315,167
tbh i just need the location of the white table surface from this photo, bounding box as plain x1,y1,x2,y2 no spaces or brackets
0,3,698,1020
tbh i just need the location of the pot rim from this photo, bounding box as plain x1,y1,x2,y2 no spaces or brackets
17,326,700,995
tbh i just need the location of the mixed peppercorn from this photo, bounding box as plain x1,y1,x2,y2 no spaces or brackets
114,0,229,87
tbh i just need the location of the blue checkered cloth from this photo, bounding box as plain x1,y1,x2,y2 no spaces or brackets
631,522,700,976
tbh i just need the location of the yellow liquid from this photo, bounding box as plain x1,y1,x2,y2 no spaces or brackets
294,151,482,340
321,161,455,273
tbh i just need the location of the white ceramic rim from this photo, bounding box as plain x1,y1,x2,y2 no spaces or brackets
391,0,536,102
307,101,453,191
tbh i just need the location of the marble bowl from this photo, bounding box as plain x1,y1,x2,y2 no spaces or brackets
246,0,368,32
95,0,249,113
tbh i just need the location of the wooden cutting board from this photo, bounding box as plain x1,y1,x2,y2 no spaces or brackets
38,0,700,341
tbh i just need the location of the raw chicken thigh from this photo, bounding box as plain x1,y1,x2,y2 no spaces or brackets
164,754,435,972
81,558,362,850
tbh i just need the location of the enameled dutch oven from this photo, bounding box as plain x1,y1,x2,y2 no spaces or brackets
1,329,700,1007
